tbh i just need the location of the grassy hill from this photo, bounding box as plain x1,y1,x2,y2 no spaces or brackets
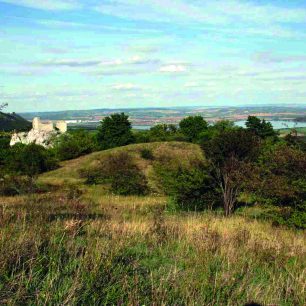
1,142,305,305
0,111,31,132
39,142,204,186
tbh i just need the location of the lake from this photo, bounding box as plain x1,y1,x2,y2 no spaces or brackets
133,120,306,130
234,120,306,130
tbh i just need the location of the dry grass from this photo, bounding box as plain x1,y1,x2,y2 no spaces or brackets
38,142,203,186
1,142,305,305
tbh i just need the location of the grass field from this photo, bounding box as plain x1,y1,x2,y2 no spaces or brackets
0,142,305,305
278,127,306,136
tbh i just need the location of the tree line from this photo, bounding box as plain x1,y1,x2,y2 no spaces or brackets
0,113,305,228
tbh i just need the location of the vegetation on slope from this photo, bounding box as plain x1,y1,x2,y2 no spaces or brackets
0,167,305,305
0,111,31,132
0,113,305,305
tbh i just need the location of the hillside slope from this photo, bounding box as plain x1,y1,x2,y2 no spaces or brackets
0,112,31,132
1,141,306,305
39,141,204,186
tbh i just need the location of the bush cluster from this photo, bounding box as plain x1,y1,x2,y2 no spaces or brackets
81,152,148,196
53,130,97,161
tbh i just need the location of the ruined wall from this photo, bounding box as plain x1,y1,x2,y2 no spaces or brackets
55,121,67,133
32,117,54,132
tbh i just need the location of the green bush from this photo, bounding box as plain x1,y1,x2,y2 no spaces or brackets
6,143,58,176
0,175,36,196
0,135,10,167
153,159,216,210
140,148,154,160
259,204,306,229
80,152,148,195
53,130,97,161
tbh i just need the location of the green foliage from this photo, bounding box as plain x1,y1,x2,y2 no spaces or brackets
179,116,208,142
81,152,148,195
0,111,31,132
153,154,215,210
0,135,10,167
204,128,260,166
246,116,278,139
199,120,237,144
202,129,261,216
0,175,35,196
133,130,151,143
97,113,134,149
256,143,306,208
53,129,97,161
284,132,306,151
272,205,306,229
158,166,215,210
148,124,186,142
140,148,154,160
6,143,58,176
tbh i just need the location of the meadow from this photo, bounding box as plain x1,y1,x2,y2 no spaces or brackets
0,142,305,305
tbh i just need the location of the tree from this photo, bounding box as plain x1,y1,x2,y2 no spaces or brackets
149,124,183,141
53,129,97,160
0,103,8,111
97,113,134,149
204,129,260,216
179,116,208,142
7,143,58,177
246,116,277,139
199,120,237,145
254,143,306,228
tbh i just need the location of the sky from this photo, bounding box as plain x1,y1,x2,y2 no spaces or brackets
0,0,306,112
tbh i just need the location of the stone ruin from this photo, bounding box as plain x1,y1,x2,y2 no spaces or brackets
10,117,67,148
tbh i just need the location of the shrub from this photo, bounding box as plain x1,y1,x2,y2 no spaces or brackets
0,175,36,196
0,135,10,167
80,152,148,195
53,130,97,161
148,124,185,142
257,144,306,208
6,143,58,176
154,163,216,210
153,151,216,210
140,148,154,160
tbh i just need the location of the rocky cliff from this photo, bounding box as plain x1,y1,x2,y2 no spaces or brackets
10,129,60,148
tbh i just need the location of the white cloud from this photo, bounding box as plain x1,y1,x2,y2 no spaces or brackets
94,0,306,39
112,83,139,91
184,82,200,88
1,0,81,10
160,64,187,73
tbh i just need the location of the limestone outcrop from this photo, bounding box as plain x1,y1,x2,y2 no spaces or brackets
10,117,67,148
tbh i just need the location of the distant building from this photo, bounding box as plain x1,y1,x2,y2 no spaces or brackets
10,117,67,148
32,117,67,133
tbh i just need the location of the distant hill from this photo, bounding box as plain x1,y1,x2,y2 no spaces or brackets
295,116,306,122
0,112,32,132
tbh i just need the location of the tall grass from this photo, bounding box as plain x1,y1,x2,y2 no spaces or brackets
0,185,305,305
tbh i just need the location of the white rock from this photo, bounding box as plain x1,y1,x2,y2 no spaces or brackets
10,129,60,148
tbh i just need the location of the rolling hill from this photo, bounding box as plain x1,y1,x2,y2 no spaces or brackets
1,142,305,305
0,112,31,132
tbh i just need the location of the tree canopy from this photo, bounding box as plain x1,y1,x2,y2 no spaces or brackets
246,116,277,139
179,116,208,142
97,113,134,149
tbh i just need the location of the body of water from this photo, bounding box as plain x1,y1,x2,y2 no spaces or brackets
133,120,306,130
234,120,306,130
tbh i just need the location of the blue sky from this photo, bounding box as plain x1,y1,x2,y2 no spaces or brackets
0,0,306,112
